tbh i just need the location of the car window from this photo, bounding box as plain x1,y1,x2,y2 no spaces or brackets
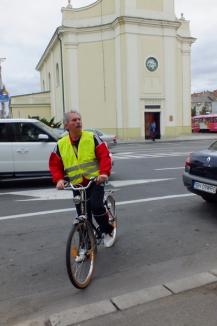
35,121,59,140
0,123,14,142
95,129,103,136
209,141,217,150
13,123,52,142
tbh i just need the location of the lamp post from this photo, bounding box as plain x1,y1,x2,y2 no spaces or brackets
0,58,6,90
0,58,8,118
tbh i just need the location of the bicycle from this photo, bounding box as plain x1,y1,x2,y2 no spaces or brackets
65,177,117,289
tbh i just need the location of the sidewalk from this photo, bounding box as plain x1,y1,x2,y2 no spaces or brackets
75,279,217,326
16,270,217,326
117,132,217,144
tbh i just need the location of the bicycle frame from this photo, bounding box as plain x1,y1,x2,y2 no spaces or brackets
65,178,103,241
65,178,117,288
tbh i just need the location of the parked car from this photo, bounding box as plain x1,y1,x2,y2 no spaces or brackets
0,119,59,180
54,127,117,148
183,140,217,202
85,128,117,148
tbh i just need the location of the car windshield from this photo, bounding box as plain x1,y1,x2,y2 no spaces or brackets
208,141,217,150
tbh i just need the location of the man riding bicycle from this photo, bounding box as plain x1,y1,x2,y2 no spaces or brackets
49,110,114,248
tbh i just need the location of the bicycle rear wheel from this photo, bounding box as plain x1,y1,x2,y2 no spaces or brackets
66,220,96,289
105,194,117,245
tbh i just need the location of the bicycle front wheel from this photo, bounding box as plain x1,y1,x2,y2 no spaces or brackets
66,220,96,289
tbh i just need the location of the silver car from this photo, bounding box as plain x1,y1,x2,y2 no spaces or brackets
54,127,117,148
85,128,117,148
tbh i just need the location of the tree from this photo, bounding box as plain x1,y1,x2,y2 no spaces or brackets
191,106,196,117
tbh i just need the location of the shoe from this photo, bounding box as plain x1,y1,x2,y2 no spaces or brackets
103,233,115,248
75,248,86,263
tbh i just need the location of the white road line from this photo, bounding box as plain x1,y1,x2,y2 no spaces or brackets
0,179,175,201
113,152,189,160
0,208,76,221
155,167,184,171
0,193,195,222
110,179,174,188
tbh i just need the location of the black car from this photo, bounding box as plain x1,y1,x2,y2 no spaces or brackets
183,140,217,202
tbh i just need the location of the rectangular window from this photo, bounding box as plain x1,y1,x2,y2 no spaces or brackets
145,105,160,110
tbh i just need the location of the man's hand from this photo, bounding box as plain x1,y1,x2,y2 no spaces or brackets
56,179,65,190
96,174,108,184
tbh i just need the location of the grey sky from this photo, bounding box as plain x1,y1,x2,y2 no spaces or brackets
0,0,216,96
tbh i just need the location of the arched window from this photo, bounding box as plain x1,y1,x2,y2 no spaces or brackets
56,63,60,87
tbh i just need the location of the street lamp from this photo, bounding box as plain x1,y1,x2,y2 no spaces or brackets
0,58,6,90
0,57,9,118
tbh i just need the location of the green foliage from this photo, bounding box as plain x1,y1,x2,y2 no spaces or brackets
28,116,62,128
200,106,206,115
191,106,196,117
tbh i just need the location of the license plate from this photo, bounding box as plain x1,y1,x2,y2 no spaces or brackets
193,181,217,194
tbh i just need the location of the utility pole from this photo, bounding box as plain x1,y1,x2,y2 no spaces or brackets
0,58,6,89
0,58,9,118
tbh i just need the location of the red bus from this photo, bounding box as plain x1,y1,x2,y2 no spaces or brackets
192,114,217,133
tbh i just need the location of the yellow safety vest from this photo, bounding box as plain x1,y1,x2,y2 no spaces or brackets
58,131,99,185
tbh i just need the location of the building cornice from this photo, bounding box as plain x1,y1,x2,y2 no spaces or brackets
36,27,61,71
177,35,197,45
36,16,181,71
10,91,50,98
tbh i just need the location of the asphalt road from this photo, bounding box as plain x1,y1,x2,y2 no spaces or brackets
0,140,217,325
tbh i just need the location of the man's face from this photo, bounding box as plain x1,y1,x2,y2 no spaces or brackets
65,113,82,135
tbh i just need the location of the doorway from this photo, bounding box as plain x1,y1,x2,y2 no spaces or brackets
145,112,161,139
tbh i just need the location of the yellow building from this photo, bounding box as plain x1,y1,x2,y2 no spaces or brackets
14,0,196,139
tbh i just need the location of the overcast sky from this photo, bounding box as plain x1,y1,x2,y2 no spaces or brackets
0,0,216,96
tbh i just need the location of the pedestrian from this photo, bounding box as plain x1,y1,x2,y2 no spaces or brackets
49,110,114,248
149,120,156,141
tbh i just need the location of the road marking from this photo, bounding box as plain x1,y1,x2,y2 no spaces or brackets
113,152,189,160
0,208,76,221
0,179,175,201
109,179,174,187
155,167,184,171
117,193,195,206
0,193,195,222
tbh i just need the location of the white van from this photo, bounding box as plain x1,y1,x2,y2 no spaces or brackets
0,119,59,180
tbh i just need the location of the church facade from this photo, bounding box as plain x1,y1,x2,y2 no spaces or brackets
34,0,195,139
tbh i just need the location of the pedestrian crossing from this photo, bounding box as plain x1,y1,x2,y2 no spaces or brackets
112,151,189,160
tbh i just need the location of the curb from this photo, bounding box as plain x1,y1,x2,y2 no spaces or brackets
117,136,217,145
15,270,217,326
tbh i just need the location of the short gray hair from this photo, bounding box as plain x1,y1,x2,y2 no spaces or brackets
63,110,81,124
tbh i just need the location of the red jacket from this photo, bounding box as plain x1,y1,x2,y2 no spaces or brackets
49,133,112,185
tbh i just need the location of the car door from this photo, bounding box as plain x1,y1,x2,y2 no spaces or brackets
12,122,57,175
0,122,14,176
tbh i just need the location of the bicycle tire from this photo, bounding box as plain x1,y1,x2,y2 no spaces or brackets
105,194,117,245
66,220,96,289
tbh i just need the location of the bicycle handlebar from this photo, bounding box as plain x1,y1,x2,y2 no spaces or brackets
64,177,97,191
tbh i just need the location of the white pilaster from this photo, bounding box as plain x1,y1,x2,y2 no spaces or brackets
115,27,123,129
164,35,177,126
182,43,191,126
64,43,79,111
126,33,140,128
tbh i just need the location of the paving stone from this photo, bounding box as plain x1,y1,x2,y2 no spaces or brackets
111,285,171,310
164,272,217,294
49,300,116,326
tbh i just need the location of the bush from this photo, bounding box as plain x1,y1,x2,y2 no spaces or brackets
28,116,62,128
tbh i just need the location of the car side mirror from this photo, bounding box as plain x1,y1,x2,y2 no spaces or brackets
38,134,49,141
